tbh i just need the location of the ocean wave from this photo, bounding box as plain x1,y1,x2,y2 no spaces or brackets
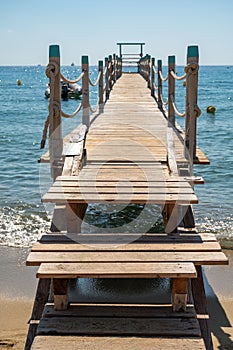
195,215,233,248
0,205,50,247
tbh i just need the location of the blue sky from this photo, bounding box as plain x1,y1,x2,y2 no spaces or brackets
1,0,232,65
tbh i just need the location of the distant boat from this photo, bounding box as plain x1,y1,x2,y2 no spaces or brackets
45,81,82,100
71,62,75,66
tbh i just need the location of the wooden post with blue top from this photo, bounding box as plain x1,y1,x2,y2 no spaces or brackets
185,45,200,167
48,44,62,180
98,60,104,106
157,59,162,109
168,55,175,126
82,55,90,128
151,57,155,97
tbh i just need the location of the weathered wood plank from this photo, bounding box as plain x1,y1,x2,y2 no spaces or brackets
42,192,198,204
31,241,221,253
37,315,201,337
31,335,205,350
36,262,197,278
37,232,218,243
43,303,196,318
27,251,228,266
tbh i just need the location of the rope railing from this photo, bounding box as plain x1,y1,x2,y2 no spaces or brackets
159,70,169,82
170,95,185,117
60,71,84,84
44,44,200,180
170,70,187,81
61,101,83,118
138,46,201,168
43,45,122,178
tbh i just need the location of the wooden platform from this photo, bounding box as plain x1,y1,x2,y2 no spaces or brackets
27,231,227,349
27,73,226,349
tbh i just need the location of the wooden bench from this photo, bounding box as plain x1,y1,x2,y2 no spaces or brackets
26,232,228,312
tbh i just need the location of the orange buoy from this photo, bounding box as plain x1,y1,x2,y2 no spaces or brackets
17,79,21,86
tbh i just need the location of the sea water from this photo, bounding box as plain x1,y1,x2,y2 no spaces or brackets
0,65,233,247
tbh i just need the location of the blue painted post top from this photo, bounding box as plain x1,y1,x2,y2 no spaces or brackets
82,56,89,64
99,60,103,67
157,59,162,67
187,45,199,58
49,45,60,58
168,56,175,64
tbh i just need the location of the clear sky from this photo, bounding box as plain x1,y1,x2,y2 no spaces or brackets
1,0,232,66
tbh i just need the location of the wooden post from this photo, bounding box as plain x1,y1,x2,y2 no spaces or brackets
151,57,155,96
147,55,151,88
82,55,90,128
168,55,175,126
98,60,104,106
105,57,110,100
108,55,113,90
157,59,162,109
48,45,62,180
191,266,214,350
172,278,188,311
24,279,51,349
162,203,179,234
185,46,199,167
113,53,116,83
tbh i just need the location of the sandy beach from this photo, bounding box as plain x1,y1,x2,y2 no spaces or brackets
0,246,232,349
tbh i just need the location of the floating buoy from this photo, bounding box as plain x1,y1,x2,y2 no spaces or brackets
206,106,216,114
17,79,21,86
183,80,186,87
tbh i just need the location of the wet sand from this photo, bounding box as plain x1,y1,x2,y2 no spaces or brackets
0,246,232,349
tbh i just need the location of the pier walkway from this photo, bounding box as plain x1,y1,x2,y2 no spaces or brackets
25,44,228,350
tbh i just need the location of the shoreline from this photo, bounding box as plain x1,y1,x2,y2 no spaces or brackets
0,246,232,349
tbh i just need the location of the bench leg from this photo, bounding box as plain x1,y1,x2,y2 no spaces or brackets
191,266,213,350
53,278,69,311
162,203,180,234
24,278,51,350
172,278,188,311
66,203,88,234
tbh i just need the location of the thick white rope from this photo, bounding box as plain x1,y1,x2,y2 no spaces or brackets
89,71,101,87
160,94,169,106
170,95,185,117
159,70,168,82
170,70,187,81
60,71,84,84
89,97,100,113
61,101,83,118
153,66,157,74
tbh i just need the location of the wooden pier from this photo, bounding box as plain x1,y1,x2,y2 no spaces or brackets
25,44,228,350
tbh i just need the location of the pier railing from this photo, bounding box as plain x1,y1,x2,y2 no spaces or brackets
43,44,201,179
43,45,122,178
138,46,201,169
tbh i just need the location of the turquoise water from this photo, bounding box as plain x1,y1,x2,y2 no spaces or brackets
0,65,232,247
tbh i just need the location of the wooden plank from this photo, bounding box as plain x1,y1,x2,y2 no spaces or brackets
36,262,197,278
47,186,195,195
43,303,196,318
32,336,205,350
37,315,201,337
62,143,83,157
42,192,198,204
37,232,218,243
27,251,228,266
31,241,222,253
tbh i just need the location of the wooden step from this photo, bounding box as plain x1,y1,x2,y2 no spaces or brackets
31,336,205,350
27,251,228,266
37,262,197,279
